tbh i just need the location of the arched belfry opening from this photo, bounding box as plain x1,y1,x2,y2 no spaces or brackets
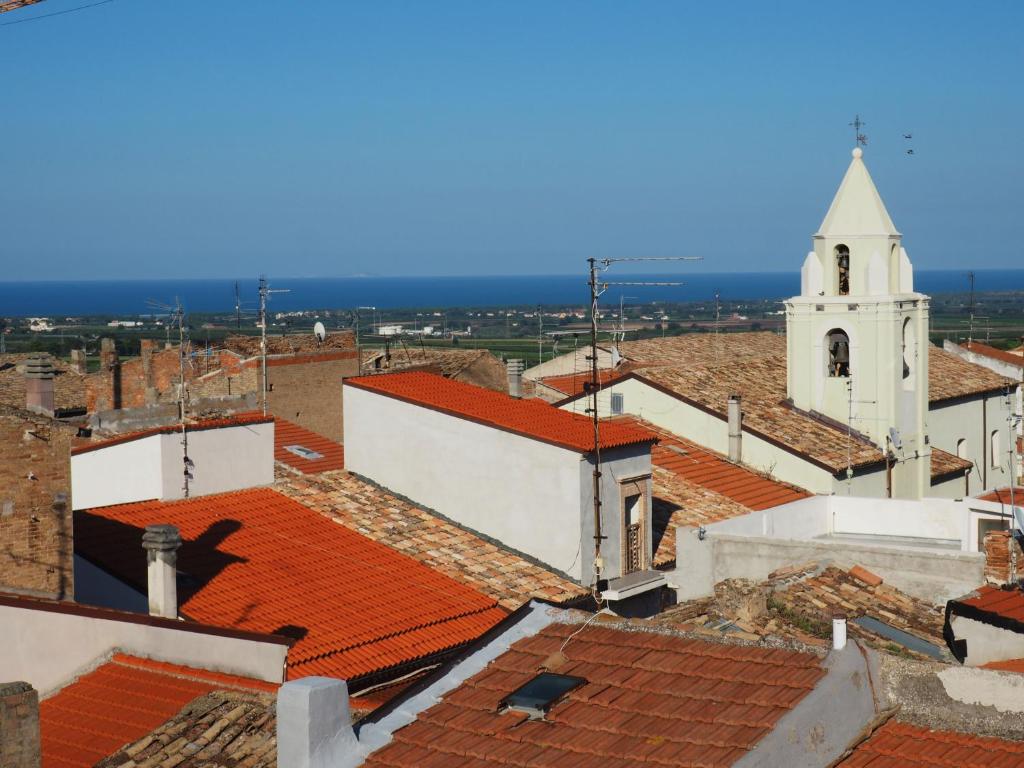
902,317,916,389
827,329,850,377
835,245,850,296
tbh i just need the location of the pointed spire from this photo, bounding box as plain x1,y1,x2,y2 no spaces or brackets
816,147,900,238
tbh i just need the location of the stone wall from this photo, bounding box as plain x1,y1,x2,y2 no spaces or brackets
0,408,75,599
264,353,358,442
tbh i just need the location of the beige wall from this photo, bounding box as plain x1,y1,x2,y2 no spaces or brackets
265,357,358,442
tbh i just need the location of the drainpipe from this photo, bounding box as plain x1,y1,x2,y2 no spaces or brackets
142,524,182,619
983,404,988,490
727,395,742,463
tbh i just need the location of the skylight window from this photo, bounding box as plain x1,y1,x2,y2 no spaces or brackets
499,673,586,719
284,445,325,461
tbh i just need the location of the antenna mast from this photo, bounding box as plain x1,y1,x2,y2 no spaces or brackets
258,275,290,416
967,271,976,342
586,256,700,591
235,281,242,330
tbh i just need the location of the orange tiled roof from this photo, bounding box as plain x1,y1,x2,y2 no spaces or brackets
274,417,345,473
71,413,273,455
363,621,825,767
962,341,1024,369
981,658,1024,674
840,720,1024,767
978,487,1024,506
953,584,1024,624
74,488,508,684
539,367,632,398
345,371,656,453
40,653,274,768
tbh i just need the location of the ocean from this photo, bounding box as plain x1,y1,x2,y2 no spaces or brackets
1,270,1022,317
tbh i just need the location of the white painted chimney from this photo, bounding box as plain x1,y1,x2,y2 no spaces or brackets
507,359,524,398
277,677,361,768
142,524,182,619
727,394,742,463
832,614,847,650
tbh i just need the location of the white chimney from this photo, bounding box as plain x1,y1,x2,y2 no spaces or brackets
832,614,847,650
507,359,524,398
727,394,742,463
277,677,361,768
142,524,182,619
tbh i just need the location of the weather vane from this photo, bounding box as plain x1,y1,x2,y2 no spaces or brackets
849,114,867,147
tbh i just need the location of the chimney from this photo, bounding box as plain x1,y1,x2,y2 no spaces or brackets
98,338,121,411
24,355,55,416
142,524,182,619
0,681,41,768
69,348,87,375
506,359,524,398
832,614,847,651
727,394,742,463
277,677,361,768
140,339,159,405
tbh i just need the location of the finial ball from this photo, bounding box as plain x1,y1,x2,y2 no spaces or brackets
852,147,863,159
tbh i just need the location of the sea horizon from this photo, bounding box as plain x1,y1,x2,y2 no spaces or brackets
2,268,1023,317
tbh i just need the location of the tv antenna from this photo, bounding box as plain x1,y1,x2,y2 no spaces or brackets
849,114,868,147
147,296,193,498
586,256,701,592
258,275,290,416
967,271,976,342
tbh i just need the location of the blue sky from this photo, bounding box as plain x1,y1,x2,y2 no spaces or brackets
1,1,1021,279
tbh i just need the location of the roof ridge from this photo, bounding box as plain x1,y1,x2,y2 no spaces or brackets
109,653,278,693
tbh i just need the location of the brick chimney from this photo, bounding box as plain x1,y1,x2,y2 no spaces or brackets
69,349,87,375
0,681,41,768
96,338,121,411
142,524,182,619
727,394,742,463
24,355,55,416
140,339,159,405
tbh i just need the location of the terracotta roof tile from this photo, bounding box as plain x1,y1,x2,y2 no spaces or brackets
364,622,824,767
40,653,274,768
840,720,1024,766
71,413,273,455
539,368,632,398
273,417,345,473
955,584,1024,624
962,341,1024,369
74,488,508,684
361,347,494,378
223,332,356,357
345,371,656,453
276,472,589,609
979,487,1024,506
929,347,1016,403
931,447,973,480
981,658,1024,674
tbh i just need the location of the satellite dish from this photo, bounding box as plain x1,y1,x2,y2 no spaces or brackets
888,427,902,450
313,322,326,346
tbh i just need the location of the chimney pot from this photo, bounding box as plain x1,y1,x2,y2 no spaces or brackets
142,524,182,619
727,394,742,463
507,359,524,399
24,355,55,416
832,614,847,650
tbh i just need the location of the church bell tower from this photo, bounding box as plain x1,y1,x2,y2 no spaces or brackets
786,147,930,498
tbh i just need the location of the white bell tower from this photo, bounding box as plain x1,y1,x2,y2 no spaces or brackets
786,147,930,498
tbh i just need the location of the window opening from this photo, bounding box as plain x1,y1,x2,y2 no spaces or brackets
956,438,967,459
620,477,648,575
991,430,1001,469
610,392,624,415
827,329,850,377
500,673,586,720
836,245,851,296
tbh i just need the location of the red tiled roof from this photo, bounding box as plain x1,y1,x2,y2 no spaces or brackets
539,367,631,398
74,488,508,684
978,487,1024,506
963,341,1024,369
274,417,345,474
364,622,825,767
981,658,1024,674
840,720,1024,767
345,371,656,453
955,584,1024,624
40,653,274,768
618,417,811,510
71,413,273,455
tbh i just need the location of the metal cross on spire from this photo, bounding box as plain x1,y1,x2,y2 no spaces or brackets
849,115,868,147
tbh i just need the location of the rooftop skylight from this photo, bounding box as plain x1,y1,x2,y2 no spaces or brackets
499,672,586,720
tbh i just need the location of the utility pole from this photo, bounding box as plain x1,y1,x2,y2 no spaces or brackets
174,299,192,499
586,256,699,591
258,275,290,416
537,305,543,364
355,306,375,374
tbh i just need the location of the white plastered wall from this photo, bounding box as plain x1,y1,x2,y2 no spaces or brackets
344,385,585,580
929,394,1013,495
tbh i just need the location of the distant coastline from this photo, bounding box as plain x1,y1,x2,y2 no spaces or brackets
2,269,1023,317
